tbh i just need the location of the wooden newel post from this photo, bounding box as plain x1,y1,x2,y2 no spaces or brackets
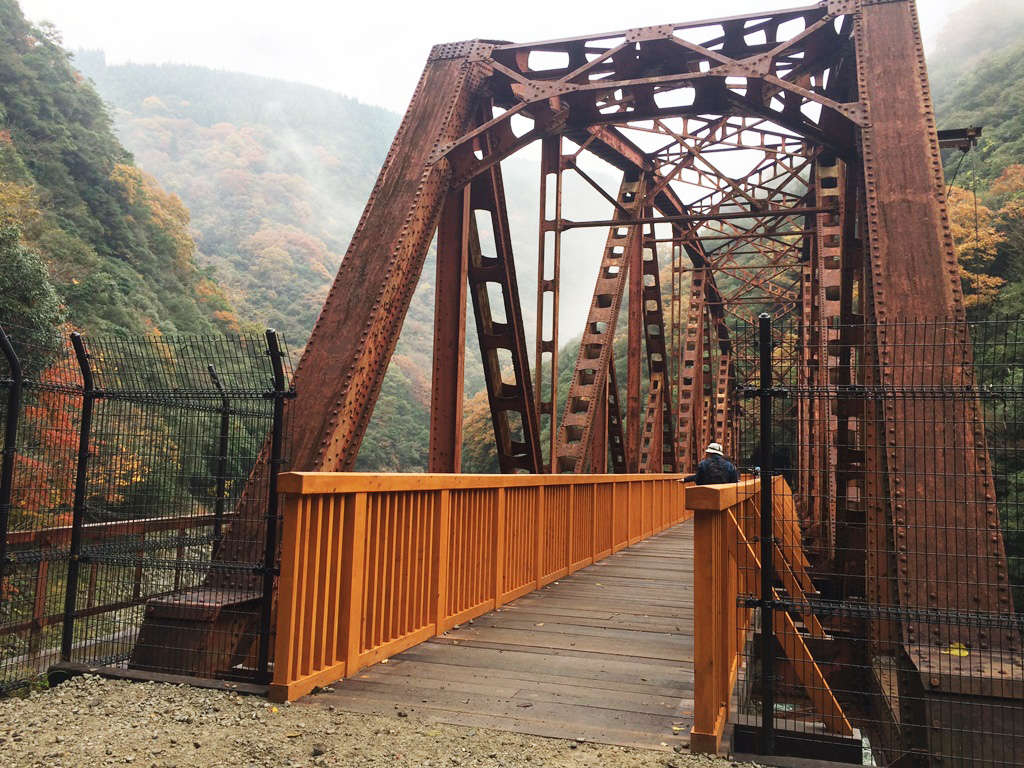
687,480,758,755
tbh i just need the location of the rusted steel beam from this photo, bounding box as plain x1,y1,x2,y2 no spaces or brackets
676,272,708,473
489,4,823,54
670,238,683,468
856,0,1018,652
559,206,835,230
607,358,627,474
589,371,608,474
712,353,734,457
639,226,676,471
466,158,543,474
699,316,715,459
555,175,644,473
626,202,645,474
797,199,819,547
535,136,563,472
809,155,845,557
429,187,470,473
639,378,665,473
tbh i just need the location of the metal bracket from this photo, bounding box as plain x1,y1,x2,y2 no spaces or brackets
827,0,858,13
625,25,675,43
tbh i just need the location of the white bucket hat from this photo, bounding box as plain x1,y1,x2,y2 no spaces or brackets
705,442,724,456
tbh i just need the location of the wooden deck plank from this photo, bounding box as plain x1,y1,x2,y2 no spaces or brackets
304,522,696,750
470,613,692,633
390,642,695,684
429,631,693,659
350,659,693,697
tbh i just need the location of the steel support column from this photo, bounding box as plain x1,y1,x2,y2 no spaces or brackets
429,187,470,473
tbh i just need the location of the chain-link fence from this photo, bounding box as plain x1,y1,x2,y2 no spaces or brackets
0,323,292,693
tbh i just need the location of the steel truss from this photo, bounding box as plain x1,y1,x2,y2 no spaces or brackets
149,5,1023,762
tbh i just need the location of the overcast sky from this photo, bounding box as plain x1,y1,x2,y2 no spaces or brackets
19,0,966,113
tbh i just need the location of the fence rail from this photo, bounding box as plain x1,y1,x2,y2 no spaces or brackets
270,472,690,702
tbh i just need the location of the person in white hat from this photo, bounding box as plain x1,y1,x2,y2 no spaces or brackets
681,442,740,485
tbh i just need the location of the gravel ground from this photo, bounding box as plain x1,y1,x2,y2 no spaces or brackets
0,675,765,768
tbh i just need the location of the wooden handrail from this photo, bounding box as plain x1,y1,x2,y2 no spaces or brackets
687,477,853,754
270,473,691,702
277,471,688,494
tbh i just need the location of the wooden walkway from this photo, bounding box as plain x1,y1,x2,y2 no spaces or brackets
302,522,695,750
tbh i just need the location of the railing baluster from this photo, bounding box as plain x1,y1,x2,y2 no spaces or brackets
494,487,505,607
344,493,367,676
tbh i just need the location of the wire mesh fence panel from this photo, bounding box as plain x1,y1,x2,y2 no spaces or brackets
0,324,292,692
724,316,1024,768
0,323,82,693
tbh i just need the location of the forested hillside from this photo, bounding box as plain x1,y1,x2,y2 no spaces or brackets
0,1,235,336
74,53,399,338
73,55,489,470
931,0,1024,313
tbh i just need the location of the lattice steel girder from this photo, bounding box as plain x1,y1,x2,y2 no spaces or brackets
626,194,646,473
712,352,735,458
466,158,543,474
555,175,644,473
638,230,677,471
439,3,863,183
607,358,628,474
676,271,708,472
639,377,665,473
535,136,563,472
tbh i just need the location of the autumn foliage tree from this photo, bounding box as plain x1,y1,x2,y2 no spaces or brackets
947,185,1006,308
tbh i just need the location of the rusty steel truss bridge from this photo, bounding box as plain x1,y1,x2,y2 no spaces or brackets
127,1,1021,765
279,0,1017,641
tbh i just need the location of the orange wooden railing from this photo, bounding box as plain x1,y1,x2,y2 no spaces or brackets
686,477,853,754
270,473,689,702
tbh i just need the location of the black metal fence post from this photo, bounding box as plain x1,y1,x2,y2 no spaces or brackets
758,312,776,756
61,332,96,662
0,326,22,597
208,364,230,558
257,329,290,680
